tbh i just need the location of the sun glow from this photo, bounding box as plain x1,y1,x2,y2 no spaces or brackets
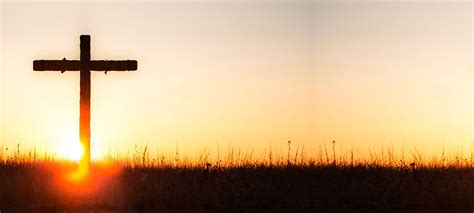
59,135,84,162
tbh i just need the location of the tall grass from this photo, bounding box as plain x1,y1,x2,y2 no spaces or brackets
1,142,474,211
0,142,471,169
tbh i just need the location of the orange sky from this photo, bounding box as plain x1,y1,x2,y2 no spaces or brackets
0,1,472,160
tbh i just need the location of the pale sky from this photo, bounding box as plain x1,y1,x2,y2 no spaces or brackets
0,1,472,160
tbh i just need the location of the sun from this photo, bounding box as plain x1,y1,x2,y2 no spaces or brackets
59,135,84,162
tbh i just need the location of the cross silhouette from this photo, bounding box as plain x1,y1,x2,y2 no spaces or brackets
33,35,137,166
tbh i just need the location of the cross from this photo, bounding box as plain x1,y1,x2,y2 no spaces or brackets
33,35,137,166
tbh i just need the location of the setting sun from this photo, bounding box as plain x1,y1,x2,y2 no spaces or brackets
58,135,84,162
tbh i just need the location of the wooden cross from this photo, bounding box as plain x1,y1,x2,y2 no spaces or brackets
33,35,137,166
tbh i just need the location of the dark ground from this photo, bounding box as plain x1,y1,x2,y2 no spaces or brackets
0,162,473,212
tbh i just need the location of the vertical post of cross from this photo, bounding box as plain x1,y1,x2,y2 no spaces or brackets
80,35,91,166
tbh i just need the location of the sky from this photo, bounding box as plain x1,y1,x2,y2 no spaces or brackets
0,1,472,160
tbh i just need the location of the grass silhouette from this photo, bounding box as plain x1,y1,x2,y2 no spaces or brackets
0,143,473,212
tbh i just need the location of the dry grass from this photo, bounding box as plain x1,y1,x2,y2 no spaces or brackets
0,143,473,212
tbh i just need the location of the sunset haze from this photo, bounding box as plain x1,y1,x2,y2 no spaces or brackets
0,1,472,160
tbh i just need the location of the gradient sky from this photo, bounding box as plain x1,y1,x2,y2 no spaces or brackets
0,1,472,160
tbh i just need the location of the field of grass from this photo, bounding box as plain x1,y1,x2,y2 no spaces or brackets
0,144,473,212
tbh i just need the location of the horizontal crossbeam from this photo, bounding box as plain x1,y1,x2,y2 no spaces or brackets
33,60,137,71
89,60,137,71
33,60,81,71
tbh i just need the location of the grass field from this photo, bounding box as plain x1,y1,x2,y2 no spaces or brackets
0,145,473,212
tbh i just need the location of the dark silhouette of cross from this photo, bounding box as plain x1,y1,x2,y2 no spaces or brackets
33,35,137,166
